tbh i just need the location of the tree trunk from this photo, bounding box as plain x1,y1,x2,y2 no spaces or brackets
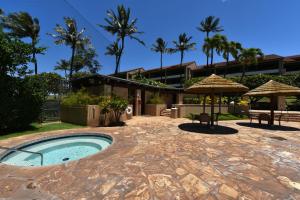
180,50,184,66
69,45,76,79
206,32,209,67
211,48,215,74
224,54,229,78
180,51,184,87
115,55,119,75
240,65,245,82
33,51,37,75
32,40,38,75
115,37,125,74
160,52,163,82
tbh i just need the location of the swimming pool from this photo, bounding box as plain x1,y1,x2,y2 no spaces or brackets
0,134,112,167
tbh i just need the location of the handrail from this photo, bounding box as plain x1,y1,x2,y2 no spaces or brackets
0,146,43,166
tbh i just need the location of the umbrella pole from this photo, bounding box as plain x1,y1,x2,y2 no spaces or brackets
211,93,214,126
203,95,206,113
219,94,222,113
270,96,275,125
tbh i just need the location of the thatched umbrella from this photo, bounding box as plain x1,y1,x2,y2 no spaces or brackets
185,74,249,126
244,80,300,125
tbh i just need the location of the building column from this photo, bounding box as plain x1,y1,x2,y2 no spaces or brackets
176,93,183,104
278,60,285,75
135,89,142,116
277,96,286,111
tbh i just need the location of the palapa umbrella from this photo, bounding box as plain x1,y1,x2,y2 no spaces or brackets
244,80,300,125
185,74,249,126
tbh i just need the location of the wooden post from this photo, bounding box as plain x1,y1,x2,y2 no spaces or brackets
203,95,206,113
211,93,215,126
219,94,222,114
270,95,275,125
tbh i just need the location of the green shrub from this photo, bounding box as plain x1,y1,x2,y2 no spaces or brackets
99,95,128,125
61,89,100,106
147,93,164,104
109,96,128,123
133,74,169,88
0,75,45,132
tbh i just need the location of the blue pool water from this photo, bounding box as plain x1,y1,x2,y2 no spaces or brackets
0,135,112,167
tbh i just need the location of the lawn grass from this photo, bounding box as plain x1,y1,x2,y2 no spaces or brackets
0,122,84,140
187,113,248,121
218,113,248,121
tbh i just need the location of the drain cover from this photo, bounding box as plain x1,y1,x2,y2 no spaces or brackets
62,158,69,161
270,136,287,141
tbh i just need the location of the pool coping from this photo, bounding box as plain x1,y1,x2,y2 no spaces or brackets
0,132,115,168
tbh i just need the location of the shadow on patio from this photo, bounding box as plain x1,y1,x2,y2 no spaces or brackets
236,122,300,131
178,123,238,135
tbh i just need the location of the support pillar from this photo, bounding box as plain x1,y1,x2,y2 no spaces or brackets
176,93,183,104
135,89,141,116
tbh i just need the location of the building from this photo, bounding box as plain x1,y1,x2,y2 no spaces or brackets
111,67,145,80
72,74,183,116
112,62,197,88
142,62,197,88
192,54,300,77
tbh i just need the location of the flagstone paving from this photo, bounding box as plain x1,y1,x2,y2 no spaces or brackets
0,117,300,199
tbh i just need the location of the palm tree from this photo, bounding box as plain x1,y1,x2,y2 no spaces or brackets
173,33,196,66
105,42,122,74
49,17,89,79
203,34,225,74
197,16,223,67
3,12,42,74
217,39,243,77
151,38,172,82
55,59,70,79
99,5,144,74
239,48,264,81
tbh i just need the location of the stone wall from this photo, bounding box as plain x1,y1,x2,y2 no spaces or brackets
174,104,229,118
145,104,166,116
61,105,100,126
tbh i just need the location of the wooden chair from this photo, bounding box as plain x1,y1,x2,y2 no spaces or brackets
199,113,210,126
258,113,271,125
191,113,210,126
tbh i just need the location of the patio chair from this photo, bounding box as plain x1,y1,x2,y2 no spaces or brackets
258,113,271,125
249,113,259,124
198,113,210,126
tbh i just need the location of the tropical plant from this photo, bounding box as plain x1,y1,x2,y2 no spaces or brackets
73,45,101,74
147,93,164,104
3,12,45,74
105,41,122,73
108,95,128,124
54,46,100,79
99,5,144,74
173,33,196,66
0,75,45,132
49,17,89,79
0,30,32,76
238,48,264,81
61,88,100,106
54,59,70,79
197,16,223,67
217,39,243,77
203,34,226,73
133,73,169,88
151,37,172,82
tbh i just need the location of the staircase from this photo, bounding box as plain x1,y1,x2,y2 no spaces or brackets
160,109,171,117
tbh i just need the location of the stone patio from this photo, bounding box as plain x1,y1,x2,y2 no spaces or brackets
0,117,300,199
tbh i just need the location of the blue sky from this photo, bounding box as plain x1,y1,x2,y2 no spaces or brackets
1,0,300,75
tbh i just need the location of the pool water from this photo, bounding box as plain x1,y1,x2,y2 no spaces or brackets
0,135,112,167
